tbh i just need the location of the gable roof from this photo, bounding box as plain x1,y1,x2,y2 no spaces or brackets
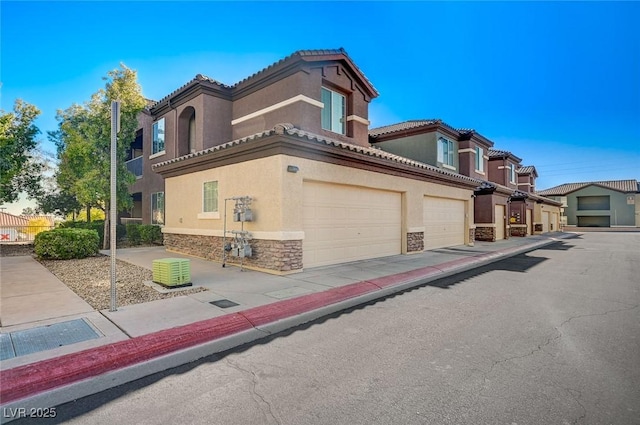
0,212,29,227
536,179,640,196
488,148,522,163
517,165,538,177
369,119,460,140
150,48,378,113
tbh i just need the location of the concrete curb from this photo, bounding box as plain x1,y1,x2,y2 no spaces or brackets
0,234,577,417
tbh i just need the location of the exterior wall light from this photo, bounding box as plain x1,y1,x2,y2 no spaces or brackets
287,165,299,173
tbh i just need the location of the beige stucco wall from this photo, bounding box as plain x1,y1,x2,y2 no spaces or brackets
163,154,476,249
534,203,561,233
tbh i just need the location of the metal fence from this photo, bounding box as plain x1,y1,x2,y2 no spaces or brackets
0,226,55,243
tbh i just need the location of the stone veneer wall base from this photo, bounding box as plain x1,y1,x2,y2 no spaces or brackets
406,232,424,253
163,233,303,274
474,226,496,242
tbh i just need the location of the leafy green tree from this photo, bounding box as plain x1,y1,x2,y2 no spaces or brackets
53,64,146,248
0,100,43,203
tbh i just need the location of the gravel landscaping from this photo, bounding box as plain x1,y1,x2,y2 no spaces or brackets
2,244,205,310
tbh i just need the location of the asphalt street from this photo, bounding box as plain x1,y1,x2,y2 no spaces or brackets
12,232,640,425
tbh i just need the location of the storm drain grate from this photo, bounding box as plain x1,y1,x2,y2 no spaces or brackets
210,299,240,309
0,333,15,361
2,318,102,359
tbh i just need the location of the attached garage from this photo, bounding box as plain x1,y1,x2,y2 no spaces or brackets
424,196,466,250
542,211,550,232
302,181,402,268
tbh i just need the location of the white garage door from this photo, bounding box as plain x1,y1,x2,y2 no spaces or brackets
303,181,402,268
495,205,506,240
542,211,550,233
424,196,466,250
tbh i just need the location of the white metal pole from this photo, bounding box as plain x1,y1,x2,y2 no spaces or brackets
110,101,120,312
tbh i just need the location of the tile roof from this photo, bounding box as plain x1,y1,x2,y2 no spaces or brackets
517,166,536,175
536,179,640,196
153,124,481,185
0,213,56,227
369,119,458,138
488,148,522,163
234,48,378,96
0,212,29,227
149,48,378,110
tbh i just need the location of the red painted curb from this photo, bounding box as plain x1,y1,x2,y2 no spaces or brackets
240,281,380,327
0,313,254,404
365,266,442,288
434,256,481,272
0,246,524,405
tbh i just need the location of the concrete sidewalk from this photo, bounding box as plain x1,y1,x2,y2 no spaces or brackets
0,232,579,418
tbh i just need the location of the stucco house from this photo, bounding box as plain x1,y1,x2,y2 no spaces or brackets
537,180,640,228
368,122,561,241
126,49,486,274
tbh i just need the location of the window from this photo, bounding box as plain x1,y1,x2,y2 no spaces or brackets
510,164,517,184
321,87,346,134
475,147,484,172
152,118,165,154
437,137,455,166
151,192,164,225
203,181,218,213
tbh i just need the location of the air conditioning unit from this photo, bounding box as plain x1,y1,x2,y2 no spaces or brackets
152,258,191,287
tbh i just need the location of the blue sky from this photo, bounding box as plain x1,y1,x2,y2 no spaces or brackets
2,1,638,214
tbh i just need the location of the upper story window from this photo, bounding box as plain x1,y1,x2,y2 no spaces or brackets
203,181,219,213
475,147,484,172
321,87,346,135
437,137,455,167
152,118,165,155
510,164,517,184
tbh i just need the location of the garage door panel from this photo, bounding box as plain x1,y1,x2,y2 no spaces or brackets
303,182,402,268
424,196,466,250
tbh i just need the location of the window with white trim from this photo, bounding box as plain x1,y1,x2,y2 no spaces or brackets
437,137,455,166
321,87,346,134
203,181,218,213
151,192,164,225
475,146,484,172
152,118,165,154
510,164,517,184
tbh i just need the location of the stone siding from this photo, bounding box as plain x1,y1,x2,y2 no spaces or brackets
406,232,424,252
474,226,495,242
509,225,527,237
164,233,303,273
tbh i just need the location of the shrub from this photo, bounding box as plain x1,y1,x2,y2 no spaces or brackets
59,220,105,244
34,228,100,260
139,225,163,245
126,223,141,245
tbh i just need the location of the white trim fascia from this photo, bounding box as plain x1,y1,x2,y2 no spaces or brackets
162,227,305,241
458,148,475,154
483,155,490,160
346,115,370,125
475,170,486,175
442,164,457,171
149,151,166,160
231,95,324,125
498,165,507,169
475,224,497,228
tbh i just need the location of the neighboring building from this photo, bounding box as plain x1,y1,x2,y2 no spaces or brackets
368,123,561,241
0,212,55,243
537,180,640,227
